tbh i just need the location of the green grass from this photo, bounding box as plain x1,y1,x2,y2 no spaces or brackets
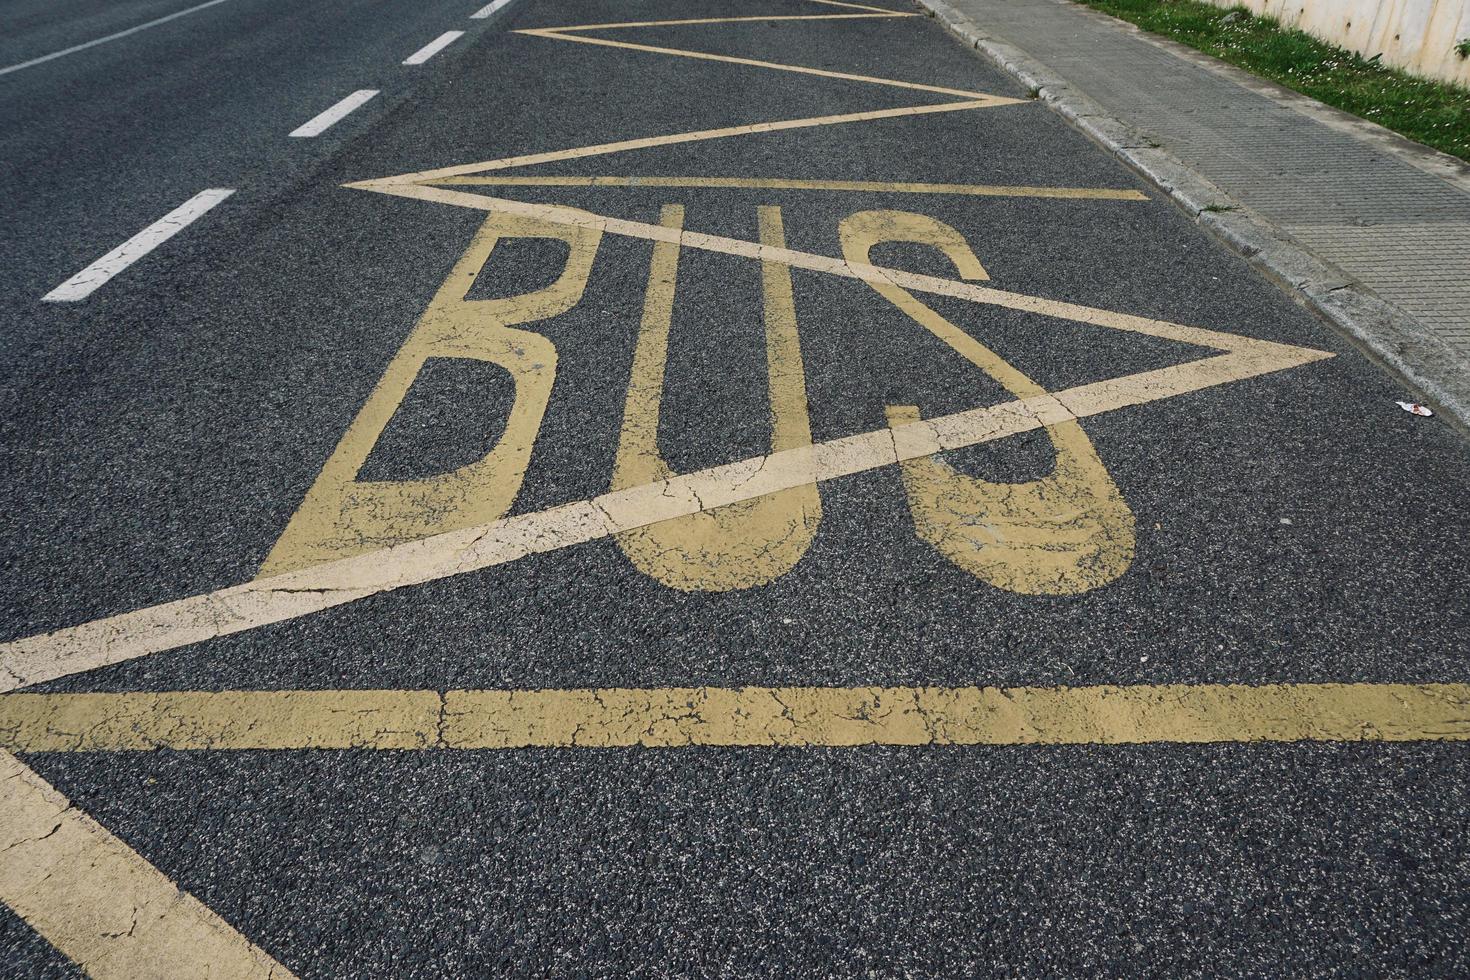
1072,0,1470,160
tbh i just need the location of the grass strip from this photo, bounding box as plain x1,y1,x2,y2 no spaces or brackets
1072,0,1470,160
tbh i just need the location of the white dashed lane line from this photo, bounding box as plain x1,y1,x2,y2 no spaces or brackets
41,188,235,302
471,0,516,19
0,0,239,77
289,88,380,138
403,30,465,65
38,5,501,304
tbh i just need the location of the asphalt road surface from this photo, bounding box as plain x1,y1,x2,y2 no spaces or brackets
3,0,1469,976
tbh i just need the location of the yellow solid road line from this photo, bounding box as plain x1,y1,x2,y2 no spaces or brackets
427,174,1149,200
0,751,293,978
0,684,1466,751
517,27,1000,99
525,14,912,32
807,0,912,12
370,100,1010,185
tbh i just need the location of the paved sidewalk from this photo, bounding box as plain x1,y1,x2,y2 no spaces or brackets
921,0,1470,420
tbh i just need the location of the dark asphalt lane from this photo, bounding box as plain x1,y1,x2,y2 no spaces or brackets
3,0,1470,975
0,1,247,68
0,0,505,307
28,744,1470,976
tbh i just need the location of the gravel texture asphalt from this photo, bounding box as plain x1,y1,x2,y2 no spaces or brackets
2,0,1468,975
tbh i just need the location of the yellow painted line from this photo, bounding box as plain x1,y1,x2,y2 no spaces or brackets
516,27,1005,100
0,685,1466,750
0,356,1327,692
369,100,1007,186
0,750,293,977
345,186,1308,357
0,693,443,751
0,210,1330,691
806,0,911,11
523,14,912,32
427,174,1149,201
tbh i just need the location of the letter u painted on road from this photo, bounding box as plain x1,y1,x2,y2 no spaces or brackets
610,204,822,592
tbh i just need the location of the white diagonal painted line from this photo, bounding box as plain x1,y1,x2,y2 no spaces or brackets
0,327,1328,694
288,89,379,138
0,751,294,977
0,0,238,77
403,31,464,65
471,0,516,19
42,189,234,302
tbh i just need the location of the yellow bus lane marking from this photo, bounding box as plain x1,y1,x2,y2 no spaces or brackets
510,8,1026,105
611,205,823,591
365,99,1016,188
354,13,1024,187
511,29,1003,100
259,211,603,575
520,14,912,31
842,209,1133,593
806,0,912,12
0,319,1328,693
253,181,1154,593
427,175,1149,200
1,684,1467,751
0,751,293,978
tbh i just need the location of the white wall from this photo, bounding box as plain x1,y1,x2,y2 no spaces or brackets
1202,0,1470,88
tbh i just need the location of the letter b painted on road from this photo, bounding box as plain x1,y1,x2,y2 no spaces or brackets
260,211,602,576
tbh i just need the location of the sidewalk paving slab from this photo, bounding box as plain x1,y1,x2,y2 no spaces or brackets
916,0,1470,431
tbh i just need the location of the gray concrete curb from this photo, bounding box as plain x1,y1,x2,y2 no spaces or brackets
916,0,1470,433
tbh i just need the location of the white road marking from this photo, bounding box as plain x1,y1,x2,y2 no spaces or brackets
0,751,293,978
0,0,238,78
0,335,1327,692
403,31,465,65
41,189,235,303
471,0,516,19
288,89,379,138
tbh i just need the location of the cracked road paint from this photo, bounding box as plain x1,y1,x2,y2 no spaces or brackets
259,210,604,576
0,752,291,978
0,323,1327,693
7,2,1457,973
611,204,822,591
1,685,1468,750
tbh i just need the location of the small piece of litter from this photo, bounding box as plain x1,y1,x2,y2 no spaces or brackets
1139,656,1149,663
1397,401,1434,417
1279,518,1292,525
